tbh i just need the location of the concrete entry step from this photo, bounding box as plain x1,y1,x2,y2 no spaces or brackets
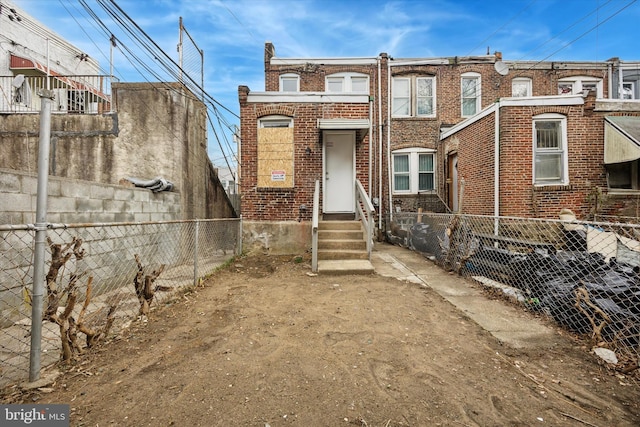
318,220,362,231
318,249,369,260
317,259,375,275
318,239,367,250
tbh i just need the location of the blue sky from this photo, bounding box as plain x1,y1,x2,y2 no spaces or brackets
12,0,640,166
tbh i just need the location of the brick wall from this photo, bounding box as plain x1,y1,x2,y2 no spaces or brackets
239,90,370,221
441,102,640,220
255,43,619,225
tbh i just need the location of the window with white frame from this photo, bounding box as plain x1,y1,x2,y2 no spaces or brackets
259,117,293,128
417,77,435,116
533,113,568,185
557,76,603,97
461,72,481,117
391,76,436,117
512,77,532,97
623,82,635,99
392,78,410,116
279,74,299,92
392,148,435,194
325,72,369,93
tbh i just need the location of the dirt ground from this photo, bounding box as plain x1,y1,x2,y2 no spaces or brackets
3,252,640,426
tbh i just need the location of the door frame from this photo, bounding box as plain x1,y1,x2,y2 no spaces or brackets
322,130,356,213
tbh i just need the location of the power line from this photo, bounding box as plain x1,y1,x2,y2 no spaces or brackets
71,0,238,167
464,0,537,56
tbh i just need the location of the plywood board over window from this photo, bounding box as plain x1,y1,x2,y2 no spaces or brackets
257,127,294,187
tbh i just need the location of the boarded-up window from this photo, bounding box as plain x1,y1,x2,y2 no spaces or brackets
258,118,294,188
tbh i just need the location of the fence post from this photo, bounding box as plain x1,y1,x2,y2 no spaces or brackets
193,220,199,287
29,89,54,382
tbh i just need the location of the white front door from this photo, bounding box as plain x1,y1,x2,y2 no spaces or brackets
323,131,355,213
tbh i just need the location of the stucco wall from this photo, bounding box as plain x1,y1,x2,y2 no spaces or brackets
0,82,236,220
243,220,311,255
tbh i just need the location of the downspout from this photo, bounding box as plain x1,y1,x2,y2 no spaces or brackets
494,102,500,234
377,56,383,232
387,59,393,223
369,97,373,195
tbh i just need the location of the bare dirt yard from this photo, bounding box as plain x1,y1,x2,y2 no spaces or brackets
3,251,640,426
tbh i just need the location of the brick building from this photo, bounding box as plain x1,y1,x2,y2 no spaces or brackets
238,42,640,252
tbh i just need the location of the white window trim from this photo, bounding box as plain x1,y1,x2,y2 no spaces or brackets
461,72,481,117
392,77,411,117
279,73,300,92
325,72,369,93
558,76,603,97
532,113,569,186
259,115,293,128
391,76,437,118
392,148,436,194
623,81,635,99
416,76,436,117
511,77,532,97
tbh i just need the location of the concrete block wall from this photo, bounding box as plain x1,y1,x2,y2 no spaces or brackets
0,168,185,321
0,168,181,225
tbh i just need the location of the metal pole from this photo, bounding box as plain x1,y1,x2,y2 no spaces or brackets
29,89,53,382
200,47,204,102
193,220,199,287
46,39,50,91
178,17,183,84
110,35,116,113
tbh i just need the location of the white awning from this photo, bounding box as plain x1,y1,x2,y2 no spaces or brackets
318,118,370,137
604,116,640,164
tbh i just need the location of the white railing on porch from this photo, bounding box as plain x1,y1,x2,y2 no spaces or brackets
0,74,114,114
355,179,375,259
311,179,375,272
311,180,320,272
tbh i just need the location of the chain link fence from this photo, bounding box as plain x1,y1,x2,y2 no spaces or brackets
0,219,240,388
388,212,640,366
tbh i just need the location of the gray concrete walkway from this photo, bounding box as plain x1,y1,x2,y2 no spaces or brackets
371,243,562,350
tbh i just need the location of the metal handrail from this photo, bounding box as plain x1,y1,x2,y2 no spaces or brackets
355,179,375,259
311,180,320,272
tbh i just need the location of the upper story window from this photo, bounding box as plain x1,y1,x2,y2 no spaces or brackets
623,82,636,99
461,72,481,117
392,76,436,118
392,148,435,194
512,77,532,97
279,74,299,92
558,76,603,97
325,72,369,93
533,113,568,186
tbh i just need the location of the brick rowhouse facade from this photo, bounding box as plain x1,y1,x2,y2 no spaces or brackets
239,42,640,249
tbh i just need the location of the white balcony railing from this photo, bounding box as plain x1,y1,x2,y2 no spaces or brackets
0,74,115,114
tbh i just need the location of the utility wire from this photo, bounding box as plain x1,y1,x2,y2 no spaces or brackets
464,0,537,57
75,0,238,166
514,0,637,74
